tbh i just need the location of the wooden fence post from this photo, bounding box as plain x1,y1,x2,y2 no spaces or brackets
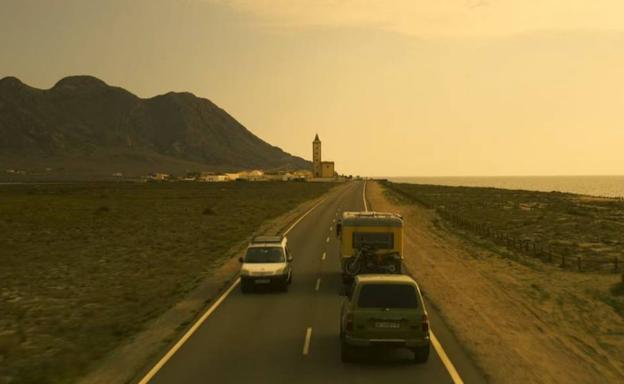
577,256,582,272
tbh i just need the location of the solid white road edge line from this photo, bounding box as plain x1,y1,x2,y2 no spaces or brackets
139,193,330,383
138,277,241,384
302,327,313,355
315,278,321,291
431,330,464,384
361,180,463,384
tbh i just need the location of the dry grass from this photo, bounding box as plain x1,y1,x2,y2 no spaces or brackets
0,181,334,384
382,181,624,271
371,181,624,383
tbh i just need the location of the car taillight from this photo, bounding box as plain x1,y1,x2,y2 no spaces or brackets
421,314,429,333
345,314,353,332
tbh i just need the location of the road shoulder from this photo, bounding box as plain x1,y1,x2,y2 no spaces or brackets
367,181,624,384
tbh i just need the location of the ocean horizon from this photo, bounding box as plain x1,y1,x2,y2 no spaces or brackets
385,175,624,198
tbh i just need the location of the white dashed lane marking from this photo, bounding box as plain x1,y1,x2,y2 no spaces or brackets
302,327,313,355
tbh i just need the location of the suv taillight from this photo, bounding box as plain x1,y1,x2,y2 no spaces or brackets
345,313,353,332
421,314,429,333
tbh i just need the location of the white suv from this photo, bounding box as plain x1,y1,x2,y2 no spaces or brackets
239,235,293,293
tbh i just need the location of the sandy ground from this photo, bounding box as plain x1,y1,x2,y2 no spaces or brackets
368,181,624,384
79,184,347,384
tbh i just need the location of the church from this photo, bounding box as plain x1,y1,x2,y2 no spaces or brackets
312,134,335,178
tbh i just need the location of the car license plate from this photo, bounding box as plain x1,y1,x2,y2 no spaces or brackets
254,279,270,284
375,321,400,329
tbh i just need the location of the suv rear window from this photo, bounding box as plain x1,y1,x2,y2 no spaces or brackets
245,247,284,263
357,284,419,308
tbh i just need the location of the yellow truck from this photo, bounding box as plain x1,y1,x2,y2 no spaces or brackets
336,211,404,282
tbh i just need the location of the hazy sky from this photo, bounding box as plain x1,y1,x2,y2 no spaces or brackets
1,0,623,176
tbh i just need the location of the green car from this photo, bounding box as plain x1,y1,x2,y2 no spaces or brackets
340,274,430,363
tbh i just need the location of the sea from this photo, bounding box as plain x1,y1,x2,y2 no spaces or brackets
386,176,624,198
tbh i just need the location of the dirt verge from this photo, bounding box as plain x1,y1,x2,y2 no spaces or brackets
368,181,624,384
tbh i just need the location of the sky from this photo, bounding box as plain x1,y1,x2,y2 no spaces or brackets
1,0,623,176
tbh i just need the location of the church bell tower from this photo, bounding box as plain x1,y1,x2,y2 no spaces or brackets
313,134,321,178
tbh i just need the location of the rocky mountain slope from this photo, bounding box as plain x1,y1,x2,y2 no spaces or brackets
0,75,309,178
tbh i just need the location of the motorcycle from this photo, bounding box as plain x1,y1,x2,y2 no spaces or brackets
344,245,402,276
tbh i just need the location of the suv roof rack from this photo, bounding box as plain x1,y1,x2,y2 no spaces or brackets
251,235,284,244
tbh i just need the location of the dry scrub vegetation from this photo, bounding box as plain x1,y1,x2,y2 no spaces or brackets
0,181,333,384
383,181,624,273
370,181,624,383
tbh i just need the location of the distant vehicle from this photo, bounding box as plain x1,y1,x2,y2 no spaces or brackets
340,274,430,363
238,235,293,293
336,212,403,282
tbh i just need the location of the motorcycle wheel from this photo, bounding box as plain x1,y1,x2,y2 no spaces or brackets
345,258,361,275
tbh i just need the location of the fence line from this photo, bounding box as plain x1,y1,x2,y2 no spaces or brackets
383,182,620,274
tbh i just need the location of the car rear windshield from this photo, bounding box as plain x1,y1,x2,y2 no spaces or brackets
245,247,284,263
357,284,419,308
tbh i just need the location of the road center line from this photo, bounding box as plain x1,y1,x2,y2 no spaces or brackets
302,327,313,355
326,236,330,243
138,190,332,383
329,226,333,231
321,252,326,260
315,278,321,291
431,331,464,384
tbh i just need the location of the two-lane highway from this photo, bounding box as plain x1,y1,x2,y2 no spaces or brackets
141,181,485,384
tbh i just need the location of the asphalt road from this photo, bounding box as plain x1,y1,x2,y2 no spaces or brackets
143,181,486,384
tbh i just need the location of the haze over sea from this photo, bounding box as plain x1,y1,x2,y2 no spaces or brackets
387,176,624,198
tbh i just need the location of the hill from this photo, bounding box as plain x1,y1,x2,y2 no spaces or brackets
0,75,310,179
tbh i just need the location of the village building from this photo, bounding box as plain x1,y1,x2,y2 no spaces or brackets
235,170,264,181
199,172,229,182
223,172,240,181
286,170,312,181
263,172,286,181
147,173,171,181
312,134,336,178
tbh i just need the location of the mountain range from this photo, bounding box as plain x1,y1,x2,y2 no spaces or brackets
0,75,310,179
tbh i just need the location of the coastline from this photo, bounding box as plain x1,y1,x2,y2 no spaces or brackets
385,175,624,199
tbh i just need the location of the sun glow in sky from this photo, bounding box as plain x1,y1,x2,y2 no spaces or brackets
2,0,624,176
